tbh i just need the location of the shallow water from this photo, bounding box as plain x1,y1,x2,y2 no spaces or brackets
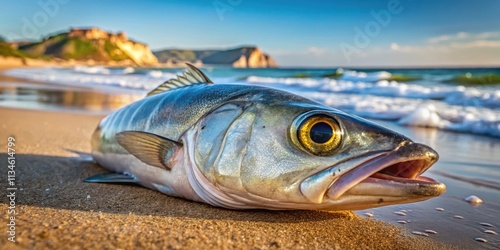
1,79,499,249
0,82,141,114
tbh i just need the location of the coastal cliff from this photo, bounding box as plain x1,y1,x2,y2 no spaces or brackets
1,28,278,68
154,46,278,68
5,28,158,66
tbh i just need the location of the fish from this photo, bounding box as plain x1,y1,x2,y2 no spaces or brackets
86,64,446,210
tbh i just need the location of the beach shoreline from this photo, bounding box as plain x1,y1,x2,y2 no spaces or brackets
0,64,79,86
0,55,193,73
0,66,145,113
0,105,456,249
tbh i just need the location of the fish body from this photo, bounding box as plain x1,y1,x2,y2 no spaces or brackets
88,64,445,210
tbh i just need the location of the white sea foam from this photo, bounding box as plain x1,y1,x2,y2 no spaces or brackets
73,65,135,75
4,66,500,137
147,70,164,78
398,104,446,128
246,76,327,87
339,70,392,82
308,92,500,138
444,89,500,108
246,70,392,86
248,75,500,109
4,66,176,92
74,65,111,74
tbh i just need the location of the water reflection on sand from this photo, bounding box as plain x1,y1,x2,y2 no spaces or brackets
0,82,141,114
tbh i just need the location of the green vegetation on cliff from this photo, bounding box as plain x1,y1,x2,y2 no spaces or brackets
66,38,98,59
0,43,33,58
1,28,274,67
0,35,38,59
19,35,127,61
1,28,157,66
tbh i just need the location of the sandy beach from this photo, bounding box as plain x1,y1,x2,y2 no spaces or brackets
0,104,456,249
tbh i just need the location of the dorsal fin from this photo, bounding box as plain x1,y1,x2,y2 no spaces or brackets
147,63,213,96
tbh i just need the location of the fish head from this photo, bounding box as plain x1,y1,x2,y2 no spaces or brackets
190,91,445,210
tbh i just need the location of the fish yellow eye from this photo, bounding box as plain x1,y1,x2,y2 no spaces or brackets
294,115,342,156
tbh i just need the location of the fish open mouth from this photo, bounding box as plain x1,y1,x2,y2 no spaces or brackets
327,142,446,200
371,159,437,183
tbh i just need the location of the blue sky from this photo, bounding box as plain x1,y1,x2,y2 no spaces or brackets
1,0,499,67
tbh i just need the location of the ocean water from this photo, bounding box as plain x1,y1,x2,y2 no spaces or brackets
4,66,500,138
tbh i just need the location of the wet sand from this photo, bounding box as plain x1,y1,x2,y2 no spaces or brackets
0,107,455,249
0,66,142,114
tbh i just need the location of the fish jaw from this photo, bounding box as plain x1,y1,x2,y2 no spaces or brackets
301,142,446,209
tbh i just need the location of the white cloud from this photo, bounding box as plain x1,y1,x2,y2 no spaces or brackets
340,43,500,67
337,33,500,67
427,31,500,44
270,46,331,56
276,32,500,67
450,40,500,49
272,47,339,67
305,46,326,56
270,49,295,56
388,31,500,55
389,39,500,54
390,42,399,51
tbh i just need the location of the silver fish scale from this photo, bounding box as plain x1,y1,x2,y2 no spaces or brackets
93,84,309,154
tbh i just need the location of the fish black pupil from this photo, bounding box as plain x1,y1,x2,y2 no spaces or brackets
309,122,333,144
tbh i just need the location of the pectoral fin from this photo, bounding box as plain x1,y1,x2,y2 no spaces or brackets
116,131,182,170
84,173,138,183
